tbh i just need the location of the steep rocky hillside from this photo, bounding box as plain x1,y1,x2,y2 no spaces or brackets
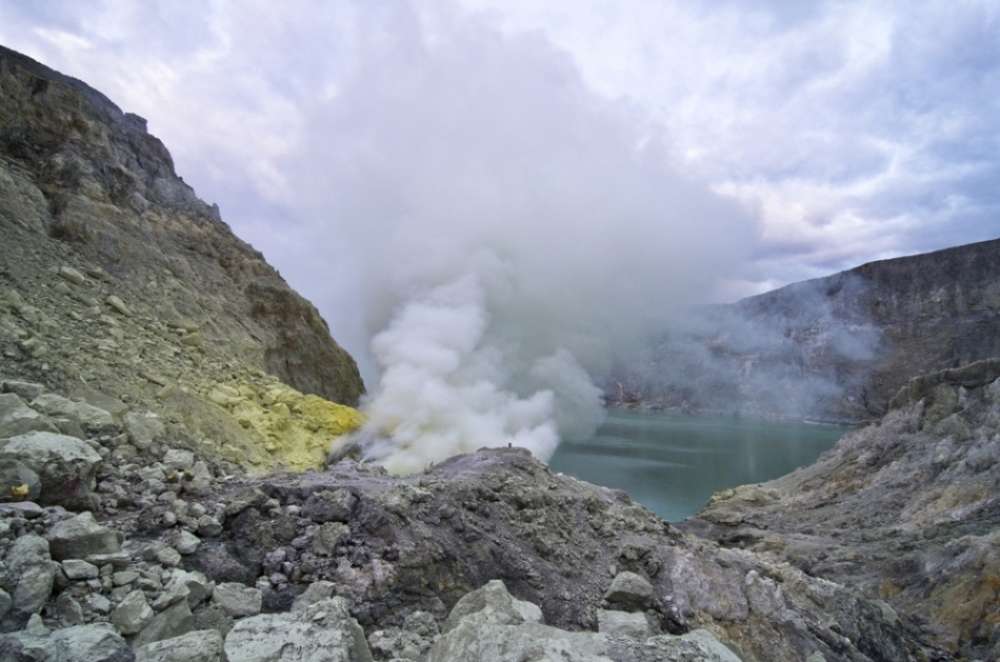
685,359,1000,659
0,46,364,470
613,238,1000,422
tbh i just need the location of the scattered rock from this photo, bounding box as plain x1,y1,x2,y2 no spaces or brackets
47,512,121,560
443,579,541,633
291,580,336,612
302,488,357,523
172,530,201,555
223,597,373,662
163,449,195,472
605,571,654,611
58,266,87,285
134,599,194,647
0,458,41,502
112,589,154,635
1,380,45,401
0,431,101,506
124,411,165,449
597,609,651,638
135,629,224,662
0,623,131,662
62,559,100,580
312,521,349,556
30,394,114,432
105,295,131,316
0,392,56,437
212,582,262,618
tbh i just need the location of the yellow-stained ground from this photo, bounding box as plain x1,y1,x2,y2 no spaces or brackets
159,374,364,472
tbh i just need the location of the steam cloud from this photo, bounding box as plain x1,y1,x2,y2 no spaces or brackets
279,6,758,473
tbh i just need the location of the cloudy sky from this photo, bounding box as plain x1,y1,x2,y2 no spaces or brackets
2,1,999,372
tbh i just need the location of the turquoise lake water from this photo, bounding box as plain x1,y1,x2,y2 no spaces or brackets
549,409,849,522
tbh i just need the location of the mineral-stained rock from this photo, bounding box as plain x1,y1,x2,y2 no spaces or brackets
135,629,223,662
0,458,41,502
0,623,132,662
0,431,101,507
47,512,121,560
0,46,364,435
223,597,373,662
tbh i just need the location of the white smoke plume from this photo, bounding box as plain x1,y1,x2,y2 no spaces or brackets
277,5,758,472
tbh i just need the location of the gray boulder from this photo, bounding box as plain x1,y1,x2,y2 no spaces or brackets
6,534,56,615
123,412,165,449
1,380,45,401
442,579,541,633
597,610,650,639
0,431,101,507
302,488,357,523
61,559,99,580
212,582,262,618
47,512,121,560
135,629,223,662
604,571,654,611
0,623,133,662
428,580,741,662
291,580,336,612
223,597,373,662
134,600,194,648
112,590,154,635
30,394,114,432
0,392,55,437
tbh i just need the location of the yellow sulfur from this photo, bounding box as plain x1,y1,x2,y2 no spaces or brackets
196,377,365,472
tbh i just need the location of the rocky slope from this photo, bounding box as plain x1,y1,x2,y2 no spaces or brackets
0,45,364,471
685,359,1000,659
612,239,1000,422
0,376,947,661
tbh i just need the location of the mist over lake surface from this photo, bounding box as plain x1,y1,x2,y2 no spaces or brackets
550,409,849,522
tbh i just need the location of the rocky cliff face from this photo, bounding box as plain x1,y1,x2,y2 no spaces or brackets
613,239,1000,422
0,46,364,470
685,359,1000,659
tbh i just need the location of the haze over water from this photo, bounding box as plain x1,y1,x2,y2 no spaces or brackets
550,409,848,522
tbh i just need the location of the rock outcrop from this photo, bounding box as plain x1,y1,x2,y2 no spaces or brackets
0,45,364,471
613,238,1000,422
685,358,1000,659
